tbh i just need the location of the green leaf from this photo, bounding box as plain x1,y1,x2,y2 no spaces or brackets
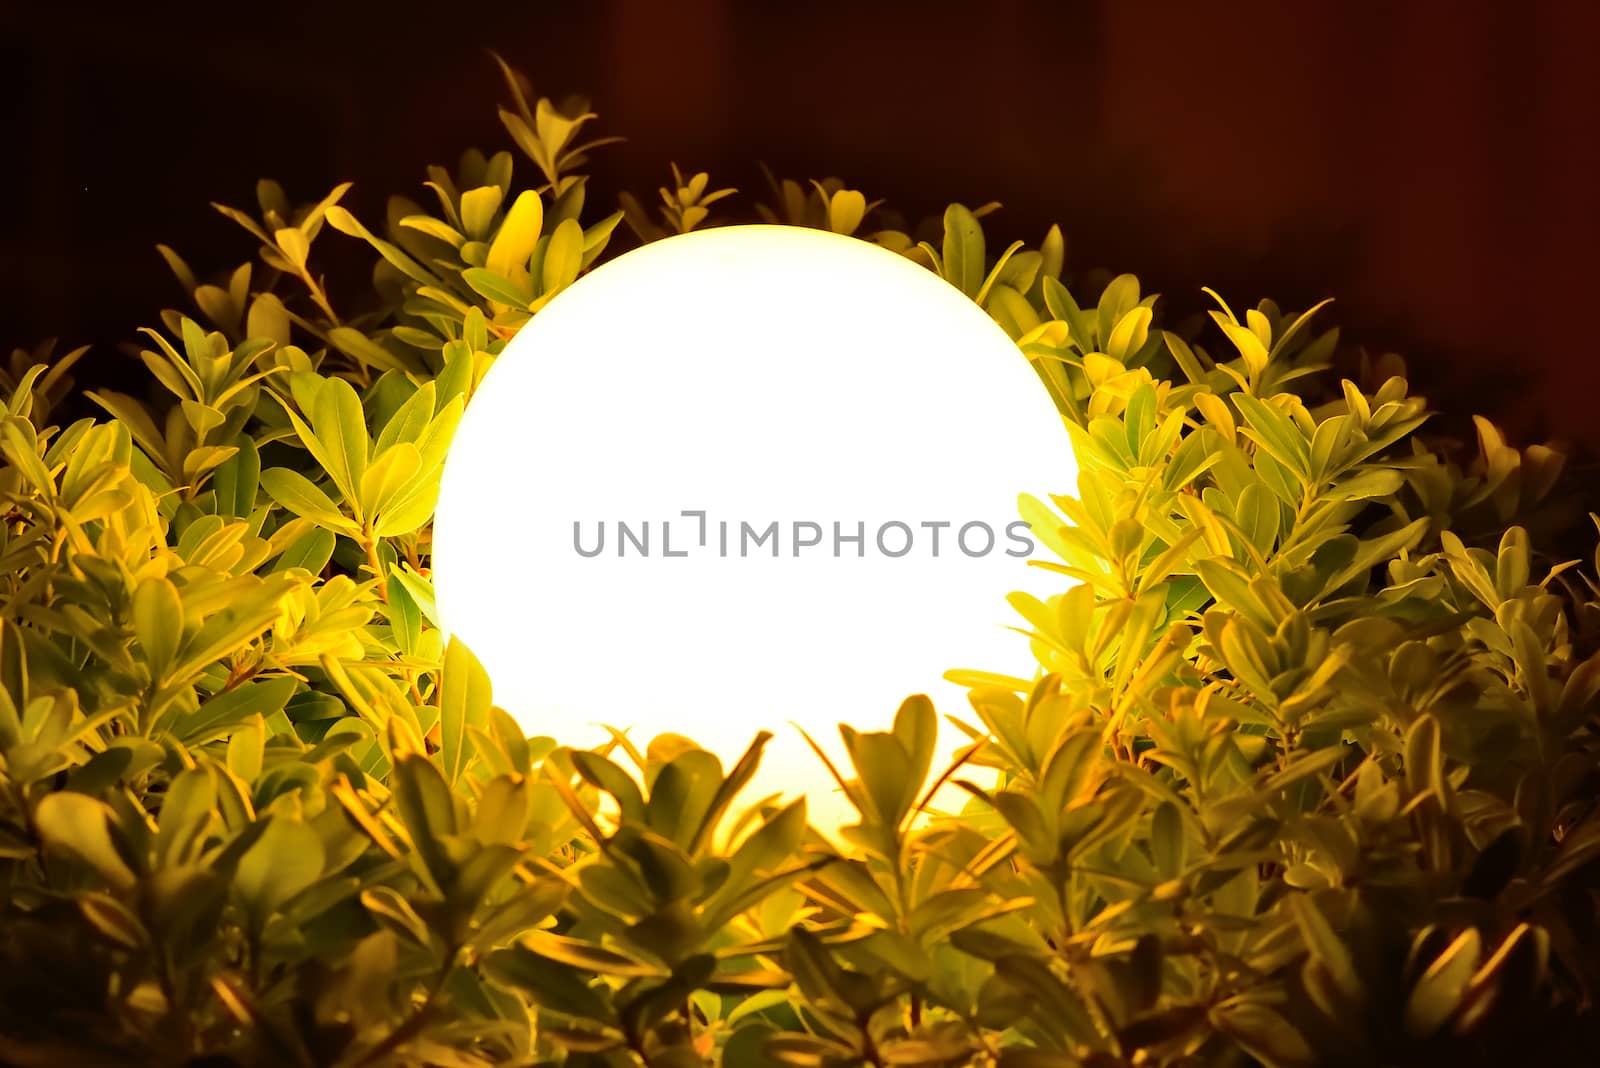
211,437,261,517
892,695,938,797
1232,393,1310,481
325,204,442,287
489,707,533,777
78,892,148,950
1405,928,1482,1036
993,955,1102,1047
439,637,493,786
1037,727,1100,813
0,418,55,495
389,565,440,627
169,575,300,686
1316,517,1429,601
541,217,584,295
374,381,437,455
260,467,355,532
271,526,337,575
1218,321,1271,378
373,473,442,538
689,730,773,854
234,816,326,920
646,748,724,848
398,214,466,248
524,929,667,979
361,885,433,947
180,677,297,746
310,376,369,504
227,714,265,783
1211,1002,1314,1067
476,775,533,846
463,268,531,309
392,751,459,888
154,768,216,867
840,726,912,827
1150,801,1186,879
1404,714,1444,800
572,751,647,825
1288,893,1362,1003
484,943,616,1022
459,186,505,240
273,227,309,268
1042,277,1095,353
386,575,423,656
133,576,182,682
1105,306,1153,363
942,203,985,298
486,190,544,278
328,326,412,374
35,792,136,890
361,443,422,523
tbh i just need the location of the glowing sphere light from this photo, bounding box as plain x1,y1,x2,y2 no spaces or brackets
432,225,1075,831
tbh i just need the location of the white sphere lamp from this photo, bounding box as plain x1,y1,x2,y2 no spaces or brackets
431,224,1076,834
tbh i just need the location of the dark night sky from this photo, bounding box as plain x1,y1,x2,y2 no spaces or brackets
3,0,1597,451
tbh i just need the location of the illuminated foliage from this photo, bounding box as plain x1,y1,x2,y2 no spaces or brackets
1,60,1597,1067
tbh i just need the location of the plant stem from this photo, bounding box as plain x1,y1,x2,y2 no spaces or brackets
364,530,390,603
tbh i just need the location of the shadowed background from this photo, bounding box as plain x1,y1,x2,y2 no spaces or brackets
3,0,1596,450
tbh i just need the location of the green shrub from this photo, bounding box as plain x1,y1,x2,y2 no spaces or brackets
2,61,1598,1067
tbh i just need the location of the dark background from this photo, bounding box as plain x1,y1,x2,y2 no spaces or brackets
3,1,1596,450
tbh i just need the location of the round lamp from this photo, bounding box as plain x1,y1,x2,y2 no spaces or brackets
431,224,1075,833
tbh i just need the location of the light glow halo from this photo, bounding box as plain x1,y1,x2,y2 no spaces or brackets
431,224,1076,832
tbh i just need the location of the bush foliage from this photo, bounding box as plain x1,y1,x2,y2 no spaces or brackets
3,61,1599,1067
